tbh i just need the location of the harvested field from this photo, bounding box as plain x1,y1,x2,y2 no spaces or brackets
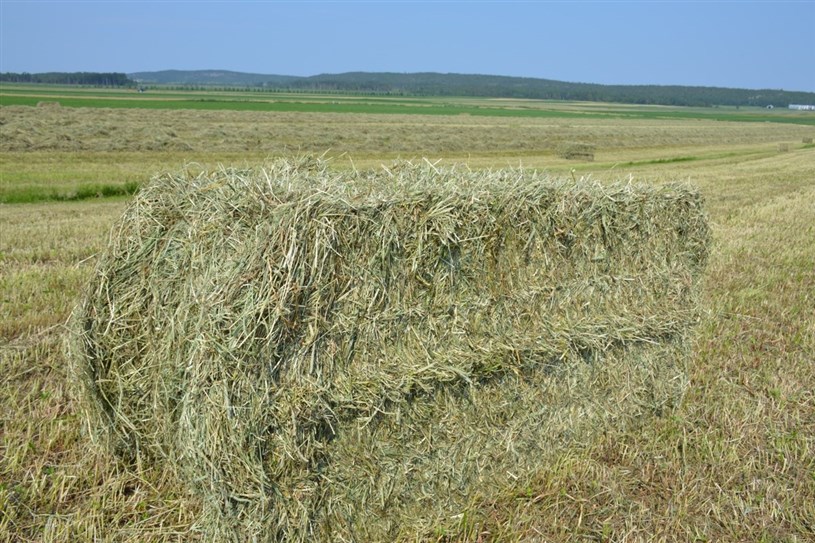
1,104,811,155
3,94,814,543
70,158,709,541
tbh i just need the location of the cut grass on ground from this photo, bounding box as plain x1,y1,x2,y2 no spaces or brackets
1,104,813,541
2,102,812,203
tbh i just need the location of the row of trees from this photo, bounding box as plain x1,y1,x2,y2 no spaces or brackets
0,72,134,86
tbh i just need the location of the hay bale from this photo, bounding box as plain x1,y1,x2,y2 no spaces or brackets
803,137,813,144
777,143,790,152
556,141,595,161
70,157,709,541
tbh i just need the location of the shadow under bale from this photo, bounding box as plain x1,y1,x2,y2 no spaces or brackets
69,157,709,541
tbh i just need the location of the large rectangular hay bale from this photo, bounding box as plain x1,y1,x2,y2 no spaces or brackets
70,157,709,541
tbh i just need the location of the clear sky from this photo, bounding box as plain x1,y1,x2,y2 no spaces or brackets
1,1,814,91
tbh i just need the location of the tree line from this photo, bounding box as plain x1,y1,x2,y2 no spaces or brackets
0,72,134,86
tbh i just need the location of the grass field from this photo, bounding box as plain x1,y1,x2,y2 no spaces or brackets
1,87,814,542
3,83,815,124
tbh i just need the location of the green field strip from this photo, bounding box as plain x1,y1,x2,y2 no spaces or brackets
0,93,600,118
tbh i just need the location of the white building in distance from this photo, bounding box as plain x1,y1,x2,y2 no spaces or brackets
789,104,815,111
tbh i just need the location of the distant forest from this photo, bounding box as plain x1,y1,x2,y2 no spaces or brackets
1,72,133,86
285,72,815,108
4,70,815,108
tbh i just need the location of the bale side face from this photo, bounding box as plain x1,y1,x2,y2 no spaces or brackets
70,158,709,541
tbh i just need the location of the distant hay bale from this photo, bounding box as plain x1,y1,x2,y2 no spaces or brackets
777,143,790,152
36,100,61,108
803,137,813,144
557,141,595,161
69,157,709,541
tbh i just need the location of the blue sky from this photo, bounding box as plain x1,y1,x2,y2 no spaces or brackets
1,1,814,91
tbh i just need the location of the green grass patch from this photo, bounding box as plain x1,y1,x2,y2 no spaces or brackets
0,181,140,204
619,148,777,168
623,155,700,166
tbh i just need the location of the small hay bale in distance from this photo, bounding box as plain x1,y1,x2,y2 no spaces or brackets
556,141,595,161
70,157,709,541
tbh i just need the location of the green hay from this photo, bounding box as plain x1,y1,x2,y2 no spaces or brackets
69,157,709,541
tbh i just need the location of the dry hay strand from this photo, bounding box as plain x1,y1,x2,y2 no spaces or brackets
69,157,710,541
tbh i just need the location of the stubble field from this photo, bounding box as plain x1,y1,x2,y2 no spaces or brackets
1,90,814,542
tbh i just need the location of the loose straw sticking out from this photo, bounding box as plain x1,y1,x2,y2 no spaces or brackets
69,157,710,542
